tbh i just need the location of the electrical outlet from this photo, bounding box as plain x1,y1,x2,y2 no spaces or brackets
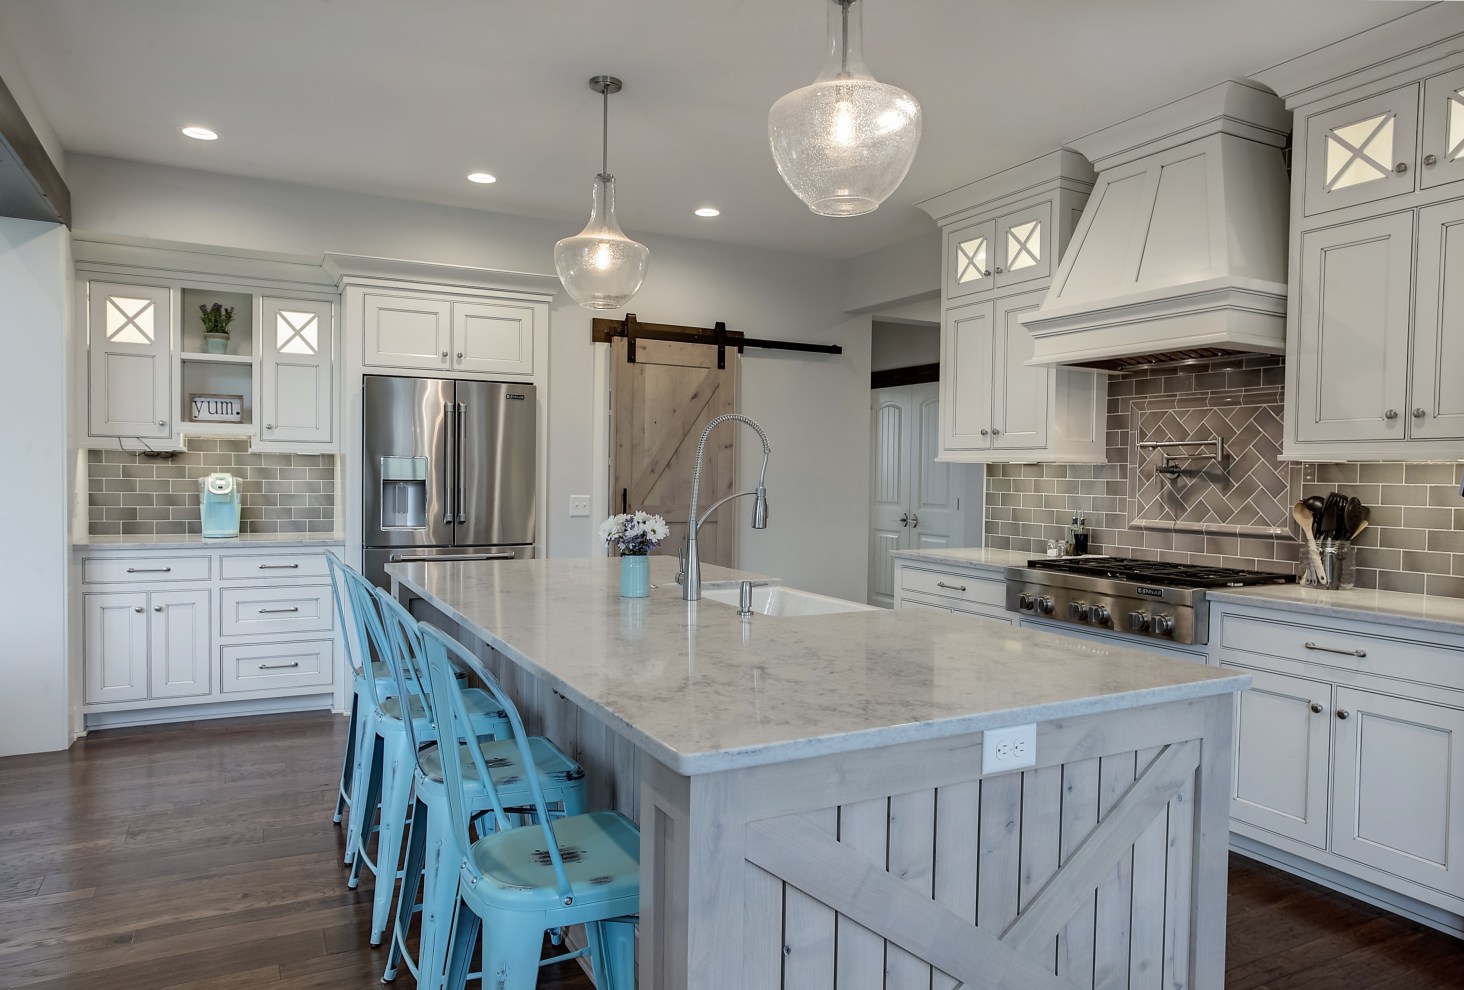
982,723,1036,775
569,495,591,517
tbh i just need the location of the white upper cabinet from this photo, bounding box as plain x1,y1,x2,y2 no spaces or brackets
1252,8,1464,460
1421,66,1464,190
1303,86,1420,216
1292,213,1414,444
452,300,535,377
259,297,334,446
360,291,538,379
361,293,453,371
87,281,173,440
917,150,1105,464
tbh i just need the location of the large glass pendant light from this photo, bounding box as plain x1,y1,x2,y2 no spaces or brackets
555,75,650,310
768,0,922,217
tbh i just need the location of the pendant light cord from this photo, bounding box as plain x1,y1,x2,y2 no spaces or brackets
841,0,849,75
601,86,610,178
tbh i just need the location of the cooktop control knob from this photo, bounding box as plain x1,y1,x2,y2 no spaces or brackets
1153,613,1176,636
1090,604,1111,625
1017,593,1035,610
1036,596,1056,615
1069,601,1090,622
1128,611,1151,632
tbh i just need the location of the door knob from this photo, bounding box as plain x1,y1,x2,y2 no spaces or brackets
899,513,909,527
910,513,919,528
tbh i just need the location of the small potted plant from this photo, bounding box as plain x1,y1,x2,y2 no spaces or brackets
599,510,670,598
199,302,235,354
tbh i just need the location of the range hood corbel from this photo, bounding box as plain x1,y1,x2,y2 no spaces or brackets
1022,80,1291,368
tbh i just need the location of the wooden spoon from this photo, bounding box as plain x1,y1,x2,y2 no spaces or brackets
1350,518,1370,541
1292,501,1327,581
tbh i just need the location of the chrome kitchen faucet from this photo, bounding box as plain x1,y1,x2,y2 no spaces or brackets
678,414,770,601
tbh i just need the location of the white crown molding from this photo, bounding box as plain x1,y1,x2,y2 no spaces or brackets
322,253,561,299
72,236,335,290
915,149,1095,226
1250,2,1464,108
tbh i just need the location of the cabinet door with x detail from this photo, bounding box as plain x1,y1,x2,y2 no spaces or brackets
258,297,334,447
87,281,174,439
995,201,1052,288
1303,85,1420,216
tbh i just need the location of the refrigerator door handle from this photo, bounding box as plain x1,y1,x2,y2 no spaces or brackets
443,401,456,525
457,401,468,524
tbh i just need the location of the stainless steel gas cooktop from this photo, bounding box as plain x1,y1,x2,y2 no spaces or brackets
1005,557,1294,646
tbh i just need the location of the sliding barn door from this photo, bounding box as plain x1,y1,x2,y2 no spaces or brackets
610,337,739,567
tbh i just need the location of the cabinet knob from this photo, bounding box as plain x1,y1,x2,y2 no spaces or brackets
133,606,143,613
1310,702,1324,715
1384,409,1398,420
1413,408,1426,418
991,428,1001,436
153,605,163,612
1424,154,1439,167
982,269,992,277
979,428,989,436
157,420,166,427
994,266,1004,274
441,350,449,359
1336,709,1351,720
1394,162,1408,174
457,351,464,360
265,423,274,430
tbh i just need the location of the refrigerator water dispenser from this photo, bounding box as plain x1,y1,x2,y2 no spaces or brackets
379,456,428,530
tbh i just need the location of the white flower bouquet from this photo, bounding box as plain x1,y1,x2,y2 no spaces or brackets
599,511,670,556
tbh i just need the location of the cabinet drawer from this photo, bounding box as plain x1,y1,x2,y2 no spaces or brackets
220,640,334,693
899,567,1005,608
1218,612,1462,688
219,552,332,581
82,555,210,584
218,584,333,636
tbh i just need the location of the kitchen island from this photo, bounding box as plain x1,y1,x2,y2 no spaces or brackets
389,556,1248,990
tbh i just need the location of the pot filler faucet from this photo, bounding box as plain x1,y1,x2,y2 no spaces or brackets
679,413,770,601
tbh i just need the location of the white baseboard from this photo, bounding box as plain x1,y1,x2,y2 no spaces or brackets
82,693,336,731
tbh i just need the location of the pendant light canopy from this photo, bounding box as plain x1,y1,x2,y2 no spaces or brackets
768,0,922,217
555,75,650,310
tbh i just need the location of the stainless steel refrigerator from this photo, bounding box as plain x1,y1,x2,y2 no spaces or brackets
361,375,536,587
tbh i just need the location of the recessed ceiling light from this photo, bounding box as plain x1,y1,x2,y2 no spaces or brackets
181,126,218,141
467,172,498,184
694,207,720,218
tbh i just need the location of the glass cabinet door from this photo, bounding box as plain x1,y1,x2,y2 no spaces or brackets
1303,85,1420,216
1421,66,1464,191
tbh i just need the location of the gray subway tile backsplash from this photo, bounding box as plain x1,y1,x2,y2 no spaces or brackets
986,355,1464,597
86,437,338,537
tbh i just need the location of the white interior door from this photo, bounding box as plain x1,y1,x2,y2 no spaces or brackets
868,384,967,607
869,387,913,608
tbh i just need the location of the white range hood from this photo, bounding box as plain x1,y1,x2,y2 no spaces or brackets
1022,80,1292,369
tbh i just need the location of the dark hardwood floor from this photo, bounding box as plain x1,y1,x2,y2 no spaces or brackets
0,712,1457,989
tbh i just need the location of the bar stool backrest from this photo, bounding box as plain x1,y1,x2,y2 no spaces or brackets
419,622,577,906
326,551,384,711
371,586,440,779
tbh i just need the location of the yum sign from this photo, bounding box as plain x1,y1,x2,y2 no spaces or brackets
190,394,244,422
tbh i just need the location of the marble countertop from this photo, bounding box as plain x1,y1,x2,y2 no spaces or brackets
389,555,1248,775
1209,584,1464,635
75,532,345,551
890,547,1038,571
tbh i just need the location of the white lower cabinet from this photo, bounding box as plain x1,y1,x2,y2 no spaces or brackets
78,546,340,722
1215,600,1464,920
891,558,1013,624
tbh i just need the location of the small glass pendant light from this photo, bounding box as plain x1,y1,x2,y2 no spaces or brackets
769,0,922,217
555,76,650,310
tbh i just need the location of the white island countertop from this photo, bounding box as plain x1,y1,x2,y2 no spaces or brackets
389,556,1248,775
889,546,1035,571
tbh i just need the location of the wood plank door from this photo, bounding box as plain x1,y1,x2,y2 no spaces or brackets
610,337,739,568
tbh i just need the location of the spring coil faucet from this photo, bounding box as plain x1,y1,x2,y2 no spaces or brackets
679,414,770,601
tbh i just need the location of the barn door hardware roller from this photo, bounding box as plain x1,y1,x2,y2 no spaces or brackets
592,314,843,367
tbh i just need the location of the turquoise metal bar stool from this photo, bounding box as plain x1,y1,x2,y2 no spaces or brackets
421,622,639,990
338,564,512,946
370,588,587,989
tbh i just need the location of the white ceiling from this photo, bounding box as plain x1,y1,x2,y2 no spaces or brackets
0,0,1427,260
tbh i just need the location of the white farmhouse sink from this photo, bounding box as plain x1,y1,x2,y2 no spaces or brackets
701,585,876,617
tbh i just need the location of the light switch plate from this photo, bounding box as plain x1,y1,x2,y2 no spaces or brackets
569,495,591,517
983,723,1036,775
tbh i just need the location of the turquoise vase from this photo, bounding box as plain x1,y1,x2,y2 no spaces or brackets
619,554,650,598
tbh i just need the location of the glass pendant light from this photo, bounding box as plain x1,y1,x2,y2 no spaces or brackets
555,75,650,310
768,0,922,217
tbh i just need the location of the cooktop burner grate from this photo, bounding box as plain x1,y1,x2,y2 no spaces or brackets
1023,557,1295,589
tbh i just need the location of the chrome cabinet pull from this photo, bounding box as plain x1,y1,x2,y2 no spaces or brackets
1424,154,1438,167
1384,409,1398,420
157,420,166,427
979,428,989,436
1336,709,1351,720
1310,702,1324,714
1413,408,1426,418
257,563,300,569
258,661,301,670
457,351,464,360
936,581,967,592
153,605,163,612
1304,641,1366,658
1394,162,1408,173
133,606,143,613
258,606,301,614
125,566,172,573
440,350,449,360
